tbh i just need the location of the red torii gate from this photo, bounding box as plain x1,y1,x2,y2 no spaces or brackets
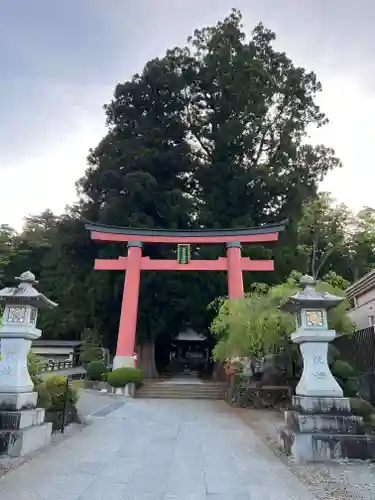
85,221,285,369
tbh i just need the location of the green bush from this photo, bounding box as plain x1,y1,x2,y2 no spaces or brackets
328,345,341,367
86,360,107,381
106,368,143,388
37,375,79,411
332,360,355,380
343,379,358,397
79,328,103,365
28,351,44,386
350,398,375,422
36,383,51,409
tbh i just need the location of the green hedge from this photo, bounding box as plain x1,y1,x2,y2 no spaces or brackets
87,360,107,381
350,397,375,422
332,360,355,380
106,368,143,388
36,374,78,411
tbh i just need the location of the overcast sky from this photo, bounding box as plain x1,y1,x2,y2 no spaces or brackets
1,0,374,230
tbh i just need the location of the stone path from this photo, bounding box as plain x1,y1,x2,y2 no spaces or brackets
0,399,319,500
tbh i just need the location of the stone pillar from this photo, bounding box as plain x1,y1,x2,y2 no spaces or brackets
113,241,143,370
294,331,342,397
226,242,244,299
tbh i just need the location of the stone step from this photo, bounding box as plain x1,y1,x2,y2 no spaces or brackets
137,393,224,399
138,389,225,394
137,380,226,400
136,383,226,400
138,392,224,397
141,383,226,388
138,388,225,394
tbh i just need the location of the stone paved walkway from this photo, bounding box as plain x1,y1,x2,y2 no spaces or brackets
0,399,319,500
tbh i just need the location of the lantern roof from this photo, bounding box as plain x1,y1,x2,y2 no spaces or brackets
0,271,58,309
281,275,343,313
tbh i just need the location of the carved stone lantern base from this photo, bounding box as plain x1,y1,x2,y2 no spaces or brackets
279,395,375,462
0,392,52,457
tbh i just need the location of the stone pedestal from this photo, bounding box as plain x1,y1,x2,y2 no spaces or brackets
291,329,343,398
112,355,134,370
0,329,53,457
0,392,52,456
279,395,375,462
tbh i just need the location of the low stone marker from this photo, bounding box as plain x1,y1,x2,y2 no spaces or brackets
279,275,375,462
0,271,57,456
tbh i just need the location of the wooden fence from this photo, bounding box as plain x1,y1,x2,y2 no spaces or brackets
40,359,74,373
334,326,375,373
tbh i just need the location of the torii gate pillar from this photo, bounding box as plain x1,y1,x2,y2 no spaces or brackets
226,242,244,299
113,241,142,369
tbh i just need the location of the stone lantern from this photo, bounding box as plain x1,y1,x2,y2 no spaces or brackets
279,275,375,462
281,274,343,398
0,271,57,457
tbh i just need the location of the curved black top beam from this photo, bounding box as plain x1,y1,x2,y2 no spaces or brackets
84,220,286,237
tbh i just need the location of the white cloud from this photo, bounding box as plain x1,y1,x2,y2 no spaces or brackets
313,77,374,211
2,107,106,231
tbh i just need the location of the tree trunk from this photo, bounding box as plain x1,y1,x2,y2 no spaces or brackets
138,340,159,379
311,239,317,278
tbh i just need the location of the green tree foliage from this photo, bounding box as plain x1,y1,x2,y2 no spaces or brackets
181,12,340,231
347,207,375,281
86,360,107,381
211,273,353,362
0,224,17,280
297,193,351,278
27,351,44,386
79,328,103,365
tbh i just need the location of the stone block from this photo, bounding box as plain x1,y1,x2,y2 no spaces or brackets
285,410,365,435
0,422,52,457
280,426,375,462
0,391,37,410
0,408,45,430
292,395,351,413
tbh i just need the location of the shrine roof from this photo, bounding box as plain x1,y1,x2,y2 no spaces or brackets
85,220,286,244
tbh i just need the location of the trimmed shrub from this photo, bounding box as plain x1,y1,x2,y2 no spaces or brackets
350,398,375,422
36,382,51,409
106,368,143,388
332,360,355,380
343,379,358,397
42,375,79,410
28,351,44,386
87,360,107,381
328,345,341,367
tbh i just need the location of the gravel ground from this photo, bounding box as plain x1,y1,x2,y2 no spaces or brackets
237,408,375,500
